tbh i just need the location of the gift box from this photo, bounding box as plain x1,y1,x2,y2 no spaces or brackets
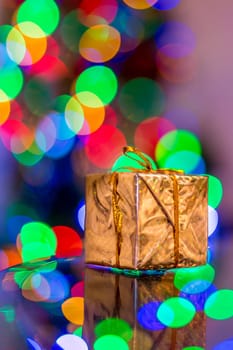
82,267,206,350
84,153,208,269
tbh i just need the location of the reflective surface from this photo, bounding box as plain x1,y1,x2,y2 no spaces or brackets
0,231,233,350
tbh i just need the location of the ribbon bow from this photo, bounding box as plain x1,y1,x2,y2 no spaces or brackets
110,146,184,268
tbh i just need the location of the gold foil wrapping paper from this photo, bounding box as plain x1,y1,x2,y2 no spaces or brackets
83,268,206,350
85,172,208,269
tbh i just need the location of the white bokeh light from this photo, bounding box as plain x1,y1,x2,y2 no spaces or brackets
208,205,218,236
56,334,88,350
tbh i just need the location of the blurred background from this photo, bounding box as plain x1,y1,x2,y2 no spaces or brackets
0,0,226,267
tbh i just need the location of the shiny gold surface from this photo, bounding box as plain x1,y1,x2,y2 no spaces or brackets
83,268,206,350
85,173,208,269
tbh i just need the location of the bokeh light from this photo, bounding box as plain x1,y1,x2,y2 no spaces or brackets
19,221,57,262
0,246,22,270
75,65,118,106
204,289,233,320
118,78,165,122
76,201,86,232
73,326,83,337
22,270,69,303
79,24,121,63
84,125,127,168
122,0,158,10
7,22,48,66
208,206,219,236
155,129,201,166
161,151,206,174
174,264,215,294
61,297,84,325
53,225,83,258
205,174,223,208
95,318,133,342
179,284,217,311
94,334,129,350
56,334,88,350
137,301,165,331
47,112,75,141
16,0,60,35
13,140,44,166
27,338,42,350
0,90,11,125
157,297,196,328
45,137,75,160
112,5,144,53
23,78,52,116
64,95,84,134
71,281,84,297
112,149,157,172
60,10,86,53
75,93,106,135
35,116,57,152
134,116,176,158
153,0,181,10
0,59,24,100
0,119,34,153
213,338,233,350
79,0,119,27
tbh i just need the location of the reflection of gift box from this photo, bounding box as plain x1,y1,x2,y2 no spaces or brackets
85,171,208,270
83,268,206,350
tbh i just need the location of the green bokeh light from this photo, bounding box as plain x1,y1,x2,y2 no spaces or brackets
118,78,165,122
14,270,32,288
12,260,57,287
16,0,60,35
112,151,157,172
54,94,73,113
204,174,223,208
60,10,86,52
20,222,57,262
21,242,54,262
13,142,44,166
174,264,215,294
95,318,133,342
94,335,129,350
162,151,204,173
155,130,201,167
75,66,118,106
204,289,233,320
0,25,12,43
24,78,53,116
73,326,83,337
0,65,24,100
157,297,196,328
182,347,205,350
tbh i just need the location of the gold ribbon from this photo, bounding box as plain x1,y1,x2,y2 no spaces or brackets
171,175,179,267
110,172,123,267
111,146,183,268
119,145,184,175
